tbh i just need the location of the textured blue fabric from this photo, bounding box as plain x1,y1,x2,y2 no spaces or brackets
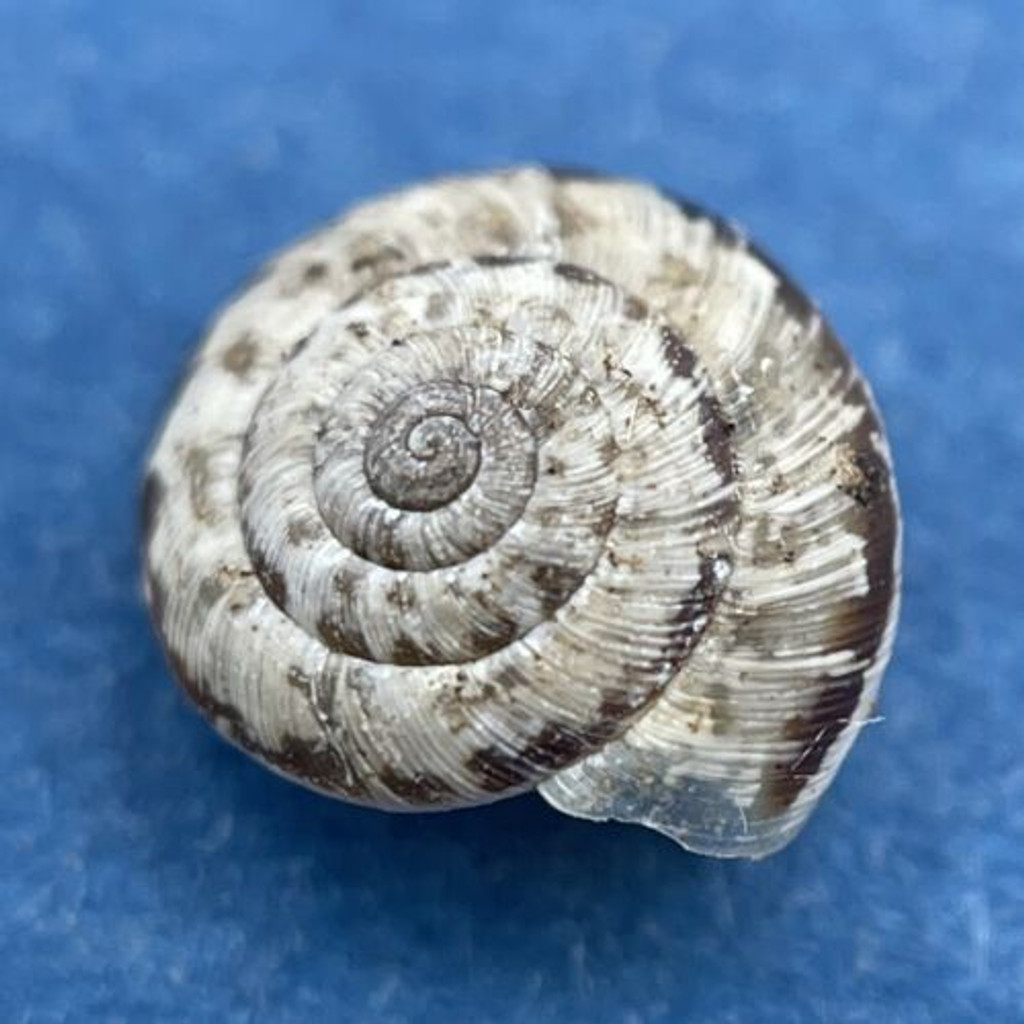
2,1,1023,1020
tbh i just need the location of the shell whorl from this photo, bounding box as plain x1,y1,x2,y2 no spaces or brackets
142,167,900,857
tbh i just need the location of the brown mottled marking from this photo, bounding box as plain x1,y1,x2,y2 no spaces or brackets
466,204,521,248
274,734,367,796
249,544,288,610
596,691,638,723
350,244,405,274
452,607,521,662
835,445,889,509
530,562,584,617
600,436,620,464
697,393,737,484
317,615,373,661
385,579,417,611
750,517,798,568
466,722,588,793
347,321,370,339
490,664,526,692
376,766,458,806
663,556,728,674
553,262,607,286
757,672,863,815
227,590,255,616
184,673,249,734
530,401,568,438
623,295,648,321
587,690,647,742
140,470,166,548
536,507,562,529
286,665,314,692
174,637,365,798
523,723,588,770
389,634,429,666
592,504,617,538
462,749,528,794
434,675,500,736
286,516,326,546
552,192,599,237
660,326,696,378
452,676,500,703
332,572,356,602
184,446,215,522
222,335,258,377
407,259,452,276
706,683,736,737
163,645,256,751
302,261,329,283
474,254,534,268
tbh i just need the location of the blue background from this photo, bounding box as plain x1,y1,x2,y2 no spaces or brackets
2,2,1022,1021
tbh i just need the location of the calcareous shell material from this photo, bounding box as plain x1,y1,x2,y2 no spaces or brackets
142,167,900,857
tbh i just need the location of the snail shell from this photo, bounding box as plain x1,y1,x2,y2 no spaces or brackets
141,167,900,858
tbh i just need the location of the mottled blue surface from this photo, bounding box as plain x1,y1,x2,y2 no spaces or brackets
2,1,1023,1021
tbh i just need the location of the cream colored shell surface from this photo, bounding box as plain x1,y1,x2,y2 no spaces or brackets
142,167,900,857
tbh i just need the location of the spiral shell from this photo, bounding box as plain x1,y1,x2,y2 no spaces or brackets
141,167,900,857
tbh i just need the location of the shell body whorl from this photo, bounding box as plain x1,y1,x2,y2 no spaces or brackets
142,167,900,857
